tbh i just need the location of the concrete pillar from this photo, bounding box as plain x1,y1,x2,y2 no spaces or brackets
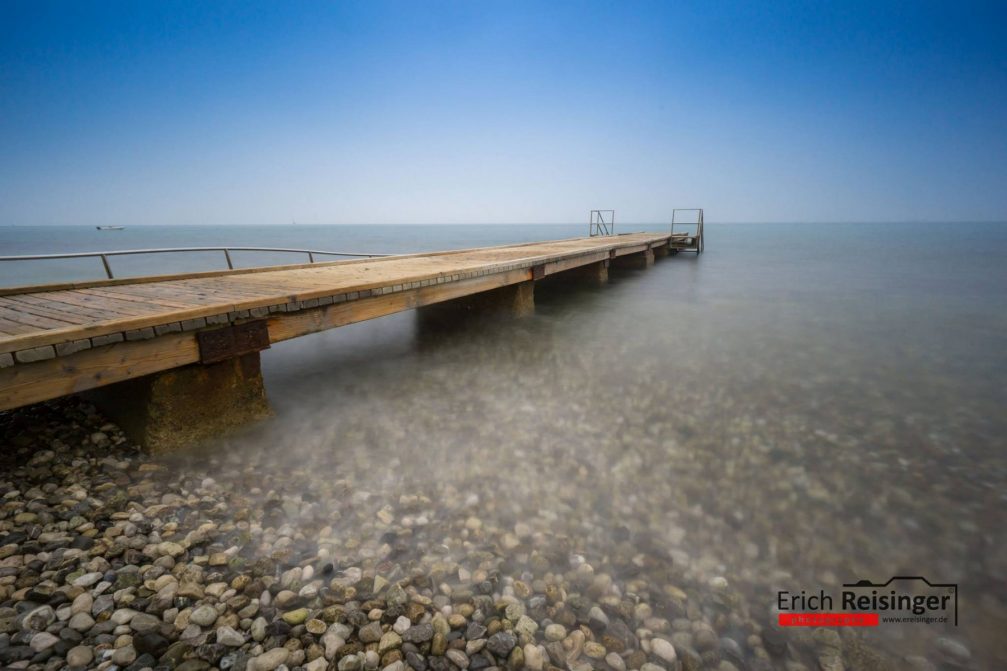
84,352,270,452
653,243,670,258
417,280,534,333
611,248,655,270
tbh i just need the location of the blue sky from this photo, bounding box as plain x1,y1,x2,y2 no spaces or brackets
1,1,1005,225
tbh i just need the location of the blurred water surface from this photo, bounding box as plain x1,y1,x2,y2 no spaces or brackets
5,222,1006,665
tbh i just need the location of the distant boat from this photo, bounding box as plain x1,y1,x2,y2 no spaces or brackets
96,226,125,230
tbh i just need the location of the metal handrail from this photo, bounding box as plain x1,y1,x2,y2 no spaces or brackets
671,208,704,253
589,210,615,237
0,246,391,279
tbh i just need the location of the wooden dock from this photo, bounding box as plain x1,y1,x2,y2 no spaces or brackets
0,232,678,448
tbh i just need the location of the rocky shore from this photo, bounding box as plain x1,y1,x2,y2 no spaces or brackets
2,394,975,671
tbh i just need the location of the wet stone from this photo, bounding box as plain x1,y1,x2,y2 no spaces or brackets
650,638,677,664
360,621,384,643
406,651,427,671
252,647,291,671
190,605,219,627
446,649,469,668
124,611,152,630
404,623,434,644
134,631,172,657
66,645,93,668
29,632,60,652
486,632,516,657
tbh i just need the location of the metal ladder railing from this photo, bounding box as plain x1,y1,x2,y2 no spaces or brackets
0,246,391,280
670,208,704,253
589,210,615,236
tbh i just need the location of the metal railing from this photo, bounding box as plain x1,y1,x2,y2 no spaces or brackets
589,210,615,236
671,208,704,253
0,246,391,280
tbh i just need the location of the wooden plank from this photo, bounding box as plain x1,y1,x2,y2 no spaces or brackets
0,305,79,330
104,281,246,304
0,296,94,324
0,317,40,335
0,299,232,354
81,286,205,310
32,290,161,317
4,294,137,321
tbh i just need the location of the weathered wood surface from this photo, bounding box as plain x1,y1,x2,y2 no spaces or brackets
0,233,671,409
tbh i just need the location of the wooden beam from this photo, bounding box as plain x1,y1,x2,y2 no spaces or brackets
0,332,199,411
267,267,532,343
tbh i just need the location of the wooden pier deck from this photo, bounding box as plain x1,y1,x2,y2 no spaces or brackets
0,233,675,418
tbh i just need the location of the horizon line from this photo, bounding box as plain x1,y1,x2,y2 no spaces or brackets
4,220,1007,227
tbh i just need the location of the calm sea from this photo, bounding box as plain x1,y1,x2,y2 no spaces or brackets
3,222,1006,665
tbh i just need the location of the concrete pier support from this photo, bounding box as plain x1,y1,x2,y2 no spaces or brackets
85,352,270,452
653,243,670,258
417,280,534,333
611,248,655,270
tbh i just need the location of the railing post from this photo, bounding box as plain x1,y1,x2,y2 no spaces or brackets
223,249,234,269
308,252,314,263
100,254,114,279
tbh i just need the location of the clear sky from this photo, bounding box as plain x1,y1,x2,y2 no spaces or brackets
1,1,1005,225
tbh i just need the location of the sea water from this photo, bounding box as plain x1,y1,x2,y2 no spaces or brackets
2,222,1005,665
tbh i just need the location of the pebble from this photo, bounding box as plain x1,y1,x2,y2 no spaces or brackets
111,645,137,666
68,611,95,631
544,624,567,642
339,654,363,671
72,571,103,587
360,621,384,643
650,638,677,663
22,605,55,631
30,631,60,652
486,631,517,657
306,659,329,671
446,649,469,668
513,615,538,637
587,606,609,631
380,631,403,654
190,604,219,627
282,607,310,625
606,652,626,671
71,592,93,615
251,617,268,641
524,643,544,671
216,625,246,646
403,623,434,643
253,647,291,671
935,637,971,663
66,645,94,668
